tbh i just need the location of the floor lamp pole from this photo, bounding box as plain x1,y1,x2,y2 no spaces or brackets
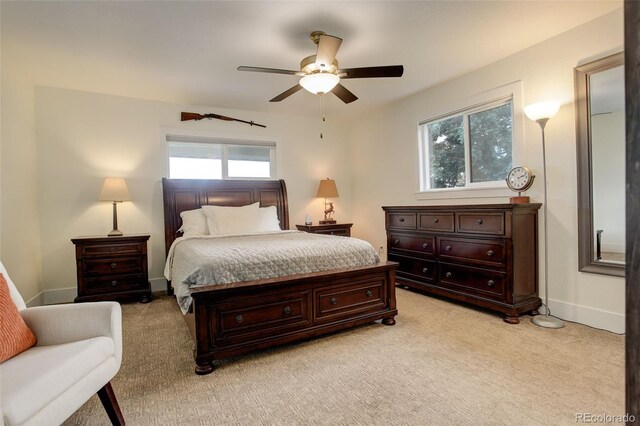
532,118,565,329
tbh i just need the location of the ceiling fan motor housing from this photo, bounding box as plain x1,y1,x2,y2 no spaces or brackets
300,55,339,75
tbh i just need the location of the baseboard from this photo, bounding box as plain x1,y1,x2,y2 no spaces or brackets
25,291,45,307
548,298,625,334
150,277,168,293
43,287,77,305
41,278,168,305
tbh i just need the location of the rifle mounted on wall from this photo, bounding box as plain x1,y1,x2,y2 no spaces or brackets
181,112,266,128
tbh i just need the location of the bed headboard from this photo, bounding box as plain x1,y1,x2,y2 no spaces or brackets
162,178,290,254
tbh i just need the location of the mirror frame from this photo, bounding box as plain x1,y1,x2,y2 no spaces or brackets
575,51,625,277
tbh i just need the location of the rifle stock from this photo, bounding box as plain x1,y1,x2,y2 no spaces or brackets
180,111,266,128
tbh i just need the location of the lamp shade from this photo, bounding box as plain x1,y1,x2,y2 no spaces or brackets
524,100,561,122
99,177,131,202
316,178,339,198
300,73,340,94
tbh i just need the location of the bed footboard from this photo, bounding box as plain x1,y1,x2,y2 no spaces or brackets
188,262,398,375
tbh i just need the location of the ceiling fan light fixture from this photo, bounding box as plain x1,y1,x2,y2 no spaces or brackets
300,73,340,95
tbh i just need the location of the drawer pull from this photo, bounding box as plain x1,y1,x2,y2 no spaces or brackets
487,280,495,287
422,268,429,274
487,250,495,257
366,290,373,297
235,314,244,323
330,297,337,305
393,239,399,245
433,218,439,223
110,262,117,269
283,306,292,315
110,247,116,252
111,280,118,287
399,217,405,222
445,245,452,252
330,231,335,235
445,272,452,278
422,243,429,249
477,219,484,225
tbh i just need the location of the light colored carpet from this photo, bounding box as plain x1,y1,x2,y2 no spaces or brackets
65,289,624,425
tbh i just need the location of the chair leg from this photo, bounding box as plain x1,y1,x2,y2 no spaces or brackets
97,381,125,426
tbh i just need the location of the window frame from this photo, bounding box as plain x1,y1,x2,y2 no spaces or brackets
416,81,524,199
163,129,277,180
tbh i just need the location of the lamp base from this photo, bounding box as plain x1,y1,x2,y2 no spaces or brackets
531,314,565,329
319,219,336,225
108,229,123,237
510,196,530,204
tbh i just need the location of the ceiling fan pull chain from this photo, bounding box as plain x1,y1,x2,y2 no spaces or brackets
320,94,326,139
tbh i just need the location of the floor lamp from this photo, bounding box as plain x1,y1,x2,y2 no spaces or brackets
524,100,565,329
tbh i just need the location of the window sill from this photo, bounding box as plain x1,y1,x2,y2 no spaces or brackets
415,185,514,201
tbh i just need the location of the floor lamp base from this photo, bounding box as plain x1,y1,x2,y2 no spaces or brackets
531,314,565,329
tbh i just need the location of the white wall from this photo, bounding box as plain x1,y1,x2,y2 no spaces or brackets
348,9,625,332
35,87,353,301
1,33,44,305
592,111,625,254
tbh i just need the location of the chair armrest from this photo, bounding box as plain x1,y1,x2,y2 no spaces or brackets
20,302,122,363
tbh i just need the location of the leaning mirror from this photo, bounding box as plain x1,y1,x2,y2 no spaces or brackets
575,52,625,277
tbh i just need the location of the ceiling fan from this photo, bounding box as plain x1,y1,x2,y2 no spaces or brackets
237,31,404,104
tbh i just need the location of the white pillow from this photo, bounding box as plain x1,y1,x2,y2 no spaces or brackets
202,203,261,236
178,208,209,237
255,206,281,232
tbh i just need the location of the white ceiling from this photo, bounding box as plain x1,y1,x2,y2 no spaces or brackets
1,1,622,119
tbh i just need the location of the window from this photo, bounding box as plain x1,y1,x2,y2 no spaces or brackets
166,134,275,179
419,97,513,191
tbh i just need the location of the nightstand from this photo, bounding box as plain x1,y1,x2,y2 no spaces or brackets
72,234,151,303
296,223,353,237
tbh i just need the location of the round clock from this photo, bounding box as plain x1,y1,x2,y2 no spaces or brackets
506,166,535,203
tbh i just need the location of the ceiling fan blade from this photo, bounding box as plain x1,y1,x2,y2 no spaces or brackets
315,34,342,70
331,83,358,104
270,84,303,102
339,65,404,79
238,66,301,76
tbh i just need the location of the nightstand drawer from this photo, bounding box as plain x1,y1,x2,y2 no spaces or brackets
84,274,147,294
83,257,144,276
81,242,144,257
314,228,349,236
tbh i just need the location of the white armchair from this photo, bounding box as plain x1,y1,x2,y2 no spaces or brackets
0,262,124,425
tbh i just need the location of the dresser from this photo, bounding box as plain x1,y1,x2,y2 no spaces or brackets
383,204,541,323
72,234,151,303
296,223,352,237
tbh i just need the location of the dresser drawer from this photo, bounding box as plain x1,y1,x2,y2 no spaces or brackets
387,212,417,230
218,290,311,338
389,254,436,283
438,237,506,268
438,263,506,301
389,233,434,256
315,278,387,323
83,274,147,294
81,242,144,257
83,257,144,276
457,212,505,235
418,213,454,232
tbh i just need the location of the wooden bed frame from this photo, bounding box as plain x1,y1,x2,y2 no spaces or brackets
162,178,398,374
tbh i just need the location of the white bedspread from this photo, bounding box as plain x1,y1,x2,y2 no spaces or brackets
164,230,380,314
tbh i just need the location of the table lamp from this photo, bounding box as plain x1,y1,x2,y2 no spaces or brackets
316,178,339,224
99,177,130,237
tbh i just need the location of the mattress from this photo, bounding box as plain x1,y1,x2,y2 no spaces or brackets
164,230,380,314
